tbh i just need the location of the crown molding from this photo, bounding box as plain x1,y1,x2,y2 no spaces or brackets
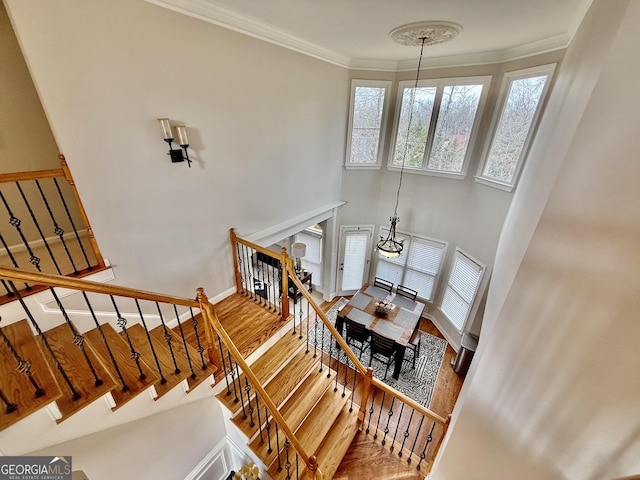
147,0,573,72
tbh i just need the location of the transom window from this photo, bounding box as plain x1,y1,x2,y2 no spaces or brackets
375,227,447,302
477,64,556,190
390,76,491,176
345,80,391,168
440,248,485,332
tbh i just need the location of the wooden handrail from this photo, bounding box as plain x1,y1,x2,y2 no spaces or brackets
370,377,447,425
0,266,199,308
198,295,324,480
0,168,65,183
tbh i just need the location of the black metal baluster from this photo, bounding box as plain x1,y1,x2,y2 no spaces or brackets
134,299,166,384
399,408,415,457
15,182,62,274
318,321,325,373
110,296,146,381
374,391,386,439
390,403,405,452
0,233,29,291
327,321,334,380
283,439,291,480
265,407,273,454
366,386,377,433
341,357,348,397
50,288,103,387
312,311,318,358
189,308,207,370
1,190,42,272
9,281,80,400
53,178,91,269
0,388,18,413
299,301,307,340
382,398,396,446
155,302,180,374
236,364,247,419
349,362,357,412
216,335,231,395
275,423,282,472
82,292,128,392
34,179,78,274
243,245,252,299
227,350,239,403
255,393,264,444
235,242,245,295
408,415,425,465
416,421,436,472
173,305,197,380
244,378,255,427
295,452,299,480
333,354,340,393
0,279,14,296
0,319,45,397
267,258,276,311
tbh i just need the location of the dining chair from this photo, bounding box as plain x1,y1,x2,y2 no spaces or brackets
396,284,418,301
369,330,397,381
344,317,370,359
373,277,394,293
403,327,422,369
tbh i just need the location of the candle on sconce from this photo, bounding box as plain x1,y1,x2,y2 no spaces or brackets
175,125,189,147
158,118,173,141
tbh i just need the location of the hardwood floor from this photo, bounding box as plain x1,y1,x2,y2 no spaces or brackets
206,293,465,480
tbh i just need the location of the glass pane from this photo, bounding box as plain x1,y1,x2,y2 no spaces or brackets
441,287,468,331
449,252,482,302
428,84,483,172
341,231,369,290
407,238,445,275
349,86,386,164
375,260,403,287
392,86,437,168
403,269,435,301
483,75,548,183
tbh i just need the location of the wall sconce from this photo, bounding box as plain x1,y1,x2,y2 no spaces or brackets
158,118,192,167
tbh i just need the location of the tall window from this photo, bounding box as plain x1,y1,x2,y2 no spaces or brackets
441,249,485,332
295,225,322,286
390,76,490,176
477,64,556,189
375,227,446,302
345,80,391,168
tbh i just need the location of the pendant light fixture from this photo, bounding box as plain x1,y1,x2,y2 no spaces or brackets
377,22,461,258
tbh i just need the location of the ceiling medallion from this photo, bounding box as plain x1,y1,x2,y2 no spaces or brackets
389,21,462,46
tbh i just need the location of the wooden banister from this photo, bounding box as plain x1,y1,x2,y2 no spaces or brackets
199,296,323,479
0,266,199,308
370,377,447,425
0,168,65,183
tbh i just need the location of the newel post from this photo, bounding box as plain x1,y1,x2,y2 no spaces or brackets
196,287,222,370
229,228,243,293
358,367,374,428
280,247,290,320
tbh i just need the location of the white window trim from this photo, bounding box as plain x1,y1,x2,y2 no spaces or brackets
439,248,486,333
475,63,557,191
388,75,492,178
374,226,448,303
345,79,392,170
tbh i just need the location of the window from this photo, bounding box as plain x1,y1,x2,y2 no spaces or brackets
375,227,446,302
390,76,491,177
345,80,391,168
295,225,322,286
441,249,485,332
477,64,556,189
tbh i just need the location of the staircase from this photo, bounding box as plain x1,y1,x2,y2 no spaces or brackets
216,325,360,480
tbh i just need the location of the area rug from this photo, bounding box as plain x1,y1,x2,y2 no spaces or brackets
312,297,447,407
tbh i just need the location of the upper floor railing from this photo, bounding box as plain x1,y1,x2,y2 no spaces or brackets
0,155,106,302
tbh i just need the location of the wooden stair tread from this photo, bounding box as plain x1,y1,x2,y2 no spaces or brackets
84,323,159,410
148,325,217,392
216,332,307,412
0,320,63,431
248,367,335,464
230,348,318,437
267,389,350,480
38,323,118,423
123,324,187,399
300,403,361,480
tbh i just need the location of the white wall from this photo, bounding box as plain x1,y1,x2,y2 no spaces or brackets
27,397,227,480
432,0,640,478
5,0,349,299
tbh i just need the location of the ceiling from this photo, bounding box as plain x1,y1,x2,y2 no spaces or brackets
148,0,593,70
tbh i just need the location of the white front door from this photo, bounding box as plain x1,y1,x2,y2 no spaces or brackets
338,225,374,296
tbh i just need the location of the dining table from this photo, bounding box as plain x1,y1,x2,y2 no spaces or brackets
335,283,425,379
